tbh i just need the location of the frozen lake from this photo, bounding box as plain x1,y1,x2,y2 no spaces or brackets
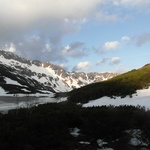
0,95,67,113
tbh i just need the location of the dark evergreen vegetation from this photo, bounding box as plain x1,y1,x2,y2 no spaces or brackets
0,102,150,150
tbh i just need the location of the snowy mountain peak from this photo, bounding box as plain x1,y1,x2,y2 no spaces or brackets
0,50,118,94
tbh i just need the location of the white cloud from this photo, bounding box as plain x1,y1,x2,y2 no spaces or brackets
0,0,100,31
121,36,130,41
104,41,120,51
111,57,121,64
4,43,16,53
73,61,91,71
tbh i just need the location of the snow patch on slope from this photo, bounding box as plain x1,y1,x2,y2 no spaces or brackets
5,77,22,86
0,87,6,95
83,87,150,109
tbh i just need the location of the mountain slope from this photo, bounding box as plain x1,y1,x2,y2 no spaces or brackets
68,64,150,103
0,50,117,94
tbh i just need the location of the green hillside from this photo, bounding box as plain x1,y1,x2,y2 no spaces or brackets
68,64,150,103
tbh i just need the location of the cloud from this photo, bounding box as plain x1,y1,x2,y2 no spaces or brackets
0,0,149,67
0,0,100,31
103,41,120,51
121,36,130,41
95,0,150,24
73,61,91,71
113,0,150,9
110,57,121,65
93,40,121,54
96,57,121,66
3,43,16,53
96,11,119,22
61,42,87,58
0,0,101,63
96,57,110,65
121,0,150,7
111,0,150,23
135,33,150,47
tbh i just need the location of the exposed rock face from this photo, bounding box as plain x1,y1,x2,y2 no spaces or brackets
0,50,118,93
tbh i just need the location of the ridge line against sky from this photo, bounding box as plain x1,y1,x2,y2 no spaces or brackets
0,0,150,73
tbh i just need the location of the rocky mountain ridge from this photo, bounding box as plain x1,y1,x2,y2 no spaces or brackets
0,50,118,94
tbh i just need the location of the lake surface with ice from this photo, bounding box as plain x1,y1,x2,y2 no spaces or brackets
0,95,67,113
0,86,67,113
1,87,150,113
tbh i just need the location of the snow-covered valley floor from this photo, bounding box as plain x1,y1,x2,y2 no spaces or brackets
83,87,150,109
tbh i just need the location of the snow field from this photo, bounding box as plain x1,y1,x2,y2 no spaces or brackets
83,87,150,110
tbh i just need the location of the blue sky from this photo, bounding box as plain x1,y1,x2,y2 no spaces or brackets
0,0,150,73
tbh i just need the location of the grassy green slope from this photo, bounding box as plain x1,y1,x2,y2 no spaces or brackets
68,64,150,103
